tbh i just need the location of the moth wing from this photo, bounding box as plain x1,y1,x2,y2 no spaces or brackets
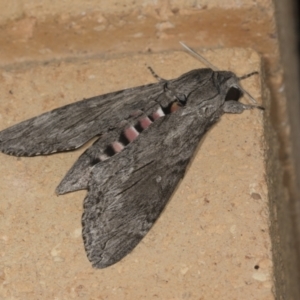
82,110,207,268
0,83,163,156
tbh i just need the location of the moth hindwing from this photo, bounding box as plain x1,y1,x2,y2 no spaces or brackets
0,62,261,268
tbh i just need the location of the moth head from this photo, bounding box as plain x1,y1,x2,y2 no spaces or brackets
215,71,243,101
216,70,258,104
179,42,258,105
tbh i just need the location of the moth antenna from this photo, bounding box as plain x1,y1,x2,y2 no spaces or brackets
238,71,259,80
179,42,218,71
238,72,259,104
147,66,166,82
180,42,258,104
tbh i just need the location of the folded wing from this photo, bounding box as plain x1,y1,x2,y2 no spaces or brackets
0,83,164,156
82,109,208,268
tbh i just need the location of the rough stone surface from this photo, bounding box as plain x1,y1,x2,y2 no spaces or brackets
0,49,273,299
0,0,273,24
0,8,277,69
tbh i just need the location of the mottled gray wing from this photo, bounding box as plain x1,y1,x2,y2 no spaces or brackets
0,82,165,156
0,68,215,157
82,105,217,268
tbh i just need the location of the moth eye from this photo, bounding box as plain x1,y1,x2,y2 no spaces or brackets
225,87,242,101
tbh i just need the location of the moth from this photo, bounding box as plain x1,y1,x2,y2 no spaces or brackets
0,44,262,268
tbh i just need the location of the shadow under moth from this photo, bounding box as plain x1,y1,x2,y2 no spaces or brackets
0,44,263,268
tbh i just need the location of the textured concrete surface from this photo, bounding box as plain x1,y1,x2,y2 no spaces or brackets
0,49,272,299
0,8,277,68
0,0,274,24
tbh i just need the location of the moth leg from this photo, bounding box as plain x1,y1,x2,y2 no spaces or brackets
222,100,264,114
